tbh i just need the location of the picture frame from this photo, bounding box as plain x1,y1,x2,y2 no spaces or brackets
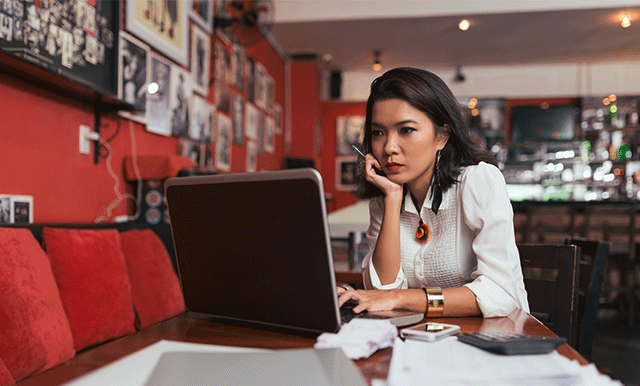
147,53,173,136
190,0,214,33
191,24,211,96
190,95,214,143
232,92,244,145
126,0,188,66
118,31,149,123
336,115,365,155
246,140,257,173
11,195,33,224
0,195,12,224
335,156,359,191
216,113,232,172
244,102,258,140
169,65,193,138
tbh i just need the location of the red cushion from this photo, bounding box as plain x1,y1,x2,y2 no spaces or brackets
42,228,136,351
120,230,185,329
0,357,15,386
0,228,74,382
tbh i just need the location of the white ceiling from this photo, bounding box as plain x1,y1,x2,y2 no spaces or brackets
267,1,640,72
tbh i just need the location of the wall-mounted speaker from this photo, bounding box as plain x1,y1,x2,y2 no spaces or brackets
330,70,342,99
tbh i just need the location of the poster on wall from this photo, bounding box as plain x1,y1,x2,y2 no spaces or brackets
190,95,214,142
216,113,232,171
0,0,119,96
126,0,188,66
244,56,255,102
274,104,282,134
215,0,230,43
336,116,365,155
335,156,359,191
190,0,214,33
169,66,193,137
191,24,210,96
254,62,267,109
118,31,149,123
179,138,203,165
147,54,172,136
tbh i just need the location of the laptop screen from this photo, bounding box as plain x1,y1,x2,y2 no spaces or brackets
165,169,341,335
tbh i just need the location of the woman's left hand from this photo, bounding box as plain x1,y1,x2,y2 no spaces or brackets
338,289,403,314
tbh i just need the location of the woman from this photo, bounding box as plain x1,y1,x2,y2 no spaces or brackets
337,68,529,318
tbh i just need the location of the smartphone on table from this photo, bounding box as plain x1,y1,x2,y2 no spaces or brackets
400,322,461,342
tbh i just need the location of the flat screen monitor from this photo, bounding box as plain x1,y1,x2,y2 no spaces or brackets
510,105,579,143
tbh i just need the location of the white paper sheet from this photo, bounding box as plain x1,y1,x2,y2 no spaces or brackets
387,337,624,386
63,340,265,386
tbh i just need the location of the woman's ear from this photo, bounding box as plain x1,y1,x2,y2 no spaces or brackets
436,124,451,150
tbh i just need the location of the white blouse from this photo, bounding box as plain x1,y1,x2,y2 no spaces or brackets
362,162,530,317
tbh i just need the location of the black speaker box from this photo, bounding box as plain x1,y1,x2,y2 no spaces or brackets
330,70,342,99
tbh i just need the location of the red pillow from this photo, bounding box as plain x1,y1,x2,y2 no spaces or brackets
0,228,74,382
0,357,15,386
42,228,136,351
120,229,185,329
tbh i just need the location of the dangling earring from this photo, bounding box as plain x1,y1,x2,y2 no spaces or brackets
430,150,442,215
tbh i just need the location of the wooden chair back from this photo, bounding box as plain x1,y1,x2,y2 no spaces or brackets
565,237,610,360
518,244,580,348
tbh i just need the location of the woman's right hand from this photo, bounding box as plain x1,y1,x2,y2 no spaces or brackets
365,154,403,198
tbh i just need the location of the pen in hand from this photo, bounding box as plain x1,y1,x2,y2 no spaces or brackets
352,145,366,158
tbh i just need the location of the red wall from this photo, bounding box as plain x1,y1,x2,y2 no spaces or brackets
0,36,286,223
320,101,367,212
289,62,322,170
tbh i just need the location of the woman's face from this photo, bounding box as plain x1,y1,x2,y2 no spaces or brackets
370,98,448,194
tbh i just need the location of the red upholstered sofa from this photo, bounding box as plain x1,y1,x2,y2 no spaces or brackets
0,223,185,385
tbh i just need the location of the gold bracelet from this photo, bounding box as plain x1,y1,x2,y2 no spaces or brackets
422,287,444,317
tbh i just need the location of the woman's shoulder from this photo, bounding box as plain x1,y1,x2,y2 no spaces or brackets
460,161,506,188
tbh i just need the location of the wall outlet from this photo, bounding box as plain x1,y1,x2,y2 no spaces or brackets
79,125,91,154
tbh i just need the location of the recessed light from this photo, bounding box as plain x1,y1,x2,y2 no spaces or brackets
621,15,631,28
458,19,470,31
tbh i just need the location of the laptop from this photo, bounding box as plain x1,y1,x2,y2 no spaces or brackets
165,168,423,336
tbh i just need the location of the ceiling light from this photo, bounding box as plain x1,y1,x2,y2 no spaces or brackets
621,15,631,28
458,19,470,31
372,50,382,72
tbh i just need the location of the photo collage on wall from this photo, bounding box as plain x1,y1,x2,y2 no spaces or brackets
119,0,282,173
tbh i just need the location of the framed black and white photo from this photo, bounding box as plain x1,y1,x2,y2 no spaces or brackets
191,24,211,96
336,115,365,155
0,195,12,224
244,55,256,103
126,0,188,66
274,103,282,134
232,92,244,145
179,138,203,165
254,62,267,109
215,0,231,43
190,95,214,143
147,54,173,136
335,156,359,191
231,40,244,90
265,115,275,153
169,66,193,138
216,113,232,172
214,41,230,113
244,102,258,140
11,195,33,224
118,31,149,123
190,0,214,33
246,140,257,173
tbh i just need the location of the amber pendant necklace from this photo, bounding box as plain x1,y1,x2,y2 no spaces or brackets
409,192,430,243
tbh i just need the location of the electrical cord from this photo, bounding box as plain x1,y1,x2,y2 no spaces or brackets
94,120,143,223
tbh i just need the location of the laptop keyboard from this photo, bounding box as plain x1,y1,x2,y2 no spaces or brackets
340,305,388,324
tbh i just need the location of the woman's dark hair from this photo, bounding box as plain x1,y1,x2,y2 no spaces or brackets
356,67,497,198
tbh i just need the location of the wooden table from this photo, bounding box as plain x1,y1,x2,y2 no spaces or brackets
17,310,588,385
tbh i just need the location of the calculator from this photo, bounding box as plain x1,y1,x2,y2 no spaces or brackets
457,332,566,355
